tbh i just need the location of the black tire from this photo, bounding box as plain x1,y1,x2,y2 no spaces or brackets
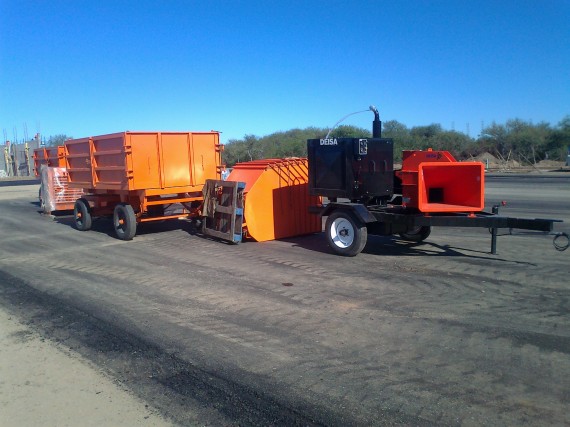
74,198,92,231
399,226,431,242
113,203,137,240
325,211,367,256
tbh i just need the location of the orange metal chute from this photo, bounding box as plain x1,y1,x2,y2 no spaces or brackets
227,158,322,242
396,149,485,213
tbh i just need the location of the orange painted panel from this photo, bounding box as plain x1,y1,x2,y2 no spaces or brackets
65,131,221,193
228,158,322,242
189,133,221,186
65,137,93,188
129,133,161,190
396,149,484,212
161,133,191,187
33,148,46,176
93,133,130,190
46,146,66,167
33,146,66,176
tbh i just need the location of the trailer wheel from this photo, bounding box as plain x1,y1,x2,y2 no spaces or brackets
113,203,137,240
399,226,431,242
74,198,92,231
39,187,45,212
325,211,367,256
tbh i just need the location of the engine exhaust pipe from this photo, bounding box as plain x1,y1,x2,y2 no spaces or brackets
370,105,381,138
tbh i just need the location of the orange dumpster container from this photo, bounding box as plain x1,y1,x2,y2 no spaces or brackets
33,146,66,176
65,131,222,192
227,158,322,242
34,146,85,213
64,131,223,240
396,149,485,212
39,165,85,214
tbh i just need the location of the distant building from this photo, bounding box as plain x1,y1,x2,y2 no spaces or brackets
1,135,42,177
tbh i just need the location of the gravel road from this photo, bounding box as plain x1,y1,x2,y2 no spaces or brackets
0,174,569,426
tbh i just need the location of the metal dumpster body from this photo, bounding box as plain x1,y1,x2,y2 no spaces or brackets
227,158,322,242
39,165,85,214
33,146,66,176
65,132,222,192
64,131,223,240
34,147,85,213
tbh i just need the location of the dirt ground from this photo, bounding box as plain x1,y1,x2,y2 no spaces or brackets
0,305,173,426
0,176,569,426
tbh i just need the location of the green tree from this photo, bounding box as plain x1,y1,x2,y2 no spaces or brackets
222,116,569,167
382,120,414,161
327,125,370,138
46,134,72,146
544,116,570,161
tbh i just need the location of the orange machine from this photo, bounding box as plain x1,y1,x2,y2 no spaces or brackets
65,131,223,240
226,158,322,242
395,149,485,213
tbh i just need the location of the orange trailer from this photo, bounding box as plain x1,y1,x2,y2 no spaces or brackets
38,166,85,214
33,146,66,176
65,131,223,240
33,146,85,213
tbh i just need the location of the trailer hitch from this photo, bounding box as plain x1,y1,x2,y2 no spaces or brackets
490,201,567,253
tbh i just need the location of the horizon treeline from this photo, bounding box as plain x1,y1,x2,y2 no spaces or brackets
39,116,570,167
222,116,570,166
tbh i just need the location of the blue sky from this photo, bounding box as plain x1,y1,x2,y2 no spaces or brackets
1,0,569,143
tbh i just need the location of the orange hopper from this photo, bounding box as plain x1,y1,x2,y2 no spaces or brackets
396,149,485,213
227,158,322,242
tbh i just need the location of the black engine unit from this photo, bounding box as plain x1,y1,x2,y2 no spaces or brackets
307,137,394,201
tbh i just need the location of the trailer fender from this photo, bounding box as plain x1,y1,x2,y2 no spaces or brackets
321,203,377,224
